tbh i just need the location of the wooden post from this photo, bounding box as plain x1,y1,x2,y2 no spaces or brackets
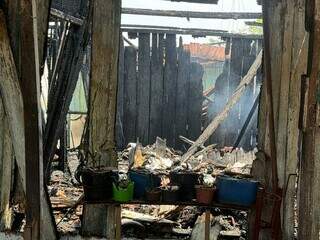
204,210,210,240
298,0,320,239
0,98,13,230
82,0,121,238
19,0,57,239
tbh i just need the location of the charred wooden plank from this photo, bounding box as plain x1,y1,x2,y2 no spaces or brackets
122,8,262,20
163,34,177,147
136,33,151,145
116,39,125,149
123,47,138,144
149,33,164,143
176,38,191,149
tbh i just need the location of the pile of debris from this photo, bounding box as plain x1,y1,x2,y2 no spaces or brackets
119,137,256,176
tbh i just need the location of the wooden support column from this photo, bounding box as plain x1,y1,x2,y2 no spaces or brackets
0,97,13,230
298,0,320,239
282,0,308,238
20,0,56,239
82,0,121,237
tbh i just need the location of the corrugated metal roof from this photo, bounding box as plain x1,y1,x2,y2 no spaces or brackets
184,43,227,62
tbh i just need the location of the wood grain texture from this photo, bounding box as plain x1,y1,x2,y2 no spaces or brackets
150,33,164,143
136,33,151,145
163,34,177,147
84,0,121,238
123,47,138,144
0,10,25,192
175,40,190,150
116,39,125,149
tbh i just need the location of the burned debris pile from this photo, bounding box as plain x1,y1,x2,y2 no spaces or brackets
49,137,257,239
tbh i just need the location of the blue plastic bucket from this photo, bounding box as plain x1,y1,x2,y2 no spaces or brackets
129,170,161,199
216,175,258,207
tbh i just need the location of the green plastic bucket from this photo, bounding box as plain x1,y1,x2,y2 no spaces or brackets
113,182,134,202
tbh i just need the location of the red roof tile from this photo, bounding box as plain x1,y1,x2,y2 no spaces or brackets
184,43,227,62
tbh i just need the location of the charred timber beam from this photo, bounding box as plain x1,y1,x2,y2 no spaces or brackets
122,8,262,20
50,8,84,26
121,25,263,39
163,0,218,4
44,9,90,180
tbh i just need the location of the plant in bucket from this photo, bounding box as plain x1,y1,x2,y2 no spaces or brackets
195,174,216,204
113,172,134,202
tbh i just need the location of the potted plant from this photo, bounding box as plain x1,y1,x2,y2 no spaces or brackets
195,174,216,204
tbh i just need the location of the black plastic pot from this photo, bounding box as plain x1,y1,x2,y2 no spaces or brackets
146,188,161,202
170,172,199,201
161,186,179,202
81,168,116,201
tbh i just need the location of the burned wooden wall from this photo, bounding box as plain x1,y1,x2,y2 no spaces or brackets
116,33,204,150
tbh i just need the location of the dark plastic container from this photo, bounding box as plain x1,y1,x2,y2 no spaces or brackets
216,175,258,207
161,186,179,202
81,168,115,201
129,170,161,199
170,172,199,201
146,189,161,202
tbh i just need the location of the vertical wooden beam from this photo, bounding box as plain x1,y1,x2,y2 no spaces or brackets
187,63,204,141
137,33,151,145
298,0,320,239
0,10,25,193
123,47,137,144
83,0,121,238
87,0,121,168
20,0,42,238
0,98,13,231
163,34,177,147
116,38,125,149
149,33,164,143
204,210,210,240
282,0,308,238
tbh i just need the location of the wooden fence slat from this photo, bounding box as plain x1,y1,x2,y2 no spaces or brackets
123,47,137,144
163,34,177,147
149,34,164,143
175,39,190,150
116,38,125,149
187,62,204,141
137,33,151,145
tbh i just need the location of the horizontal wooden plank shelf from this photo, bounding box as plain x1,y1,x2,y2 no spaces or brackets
84,199,253,211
